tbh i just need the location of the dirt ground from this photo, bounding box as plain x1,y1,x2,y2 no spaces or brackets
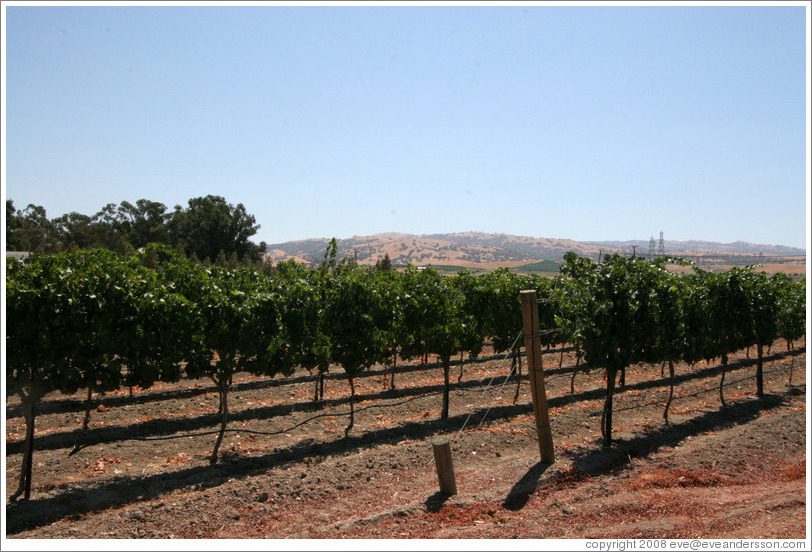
4,338,807,544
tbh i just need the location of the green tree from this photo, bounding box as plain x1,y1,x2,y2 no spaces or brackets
5,201,59,253
168,195,265,263
374,253,393,272
50,211,103,250
114,199,171,248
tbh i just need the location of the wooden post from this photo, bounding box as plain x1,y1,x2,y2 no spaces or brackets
521,290,556,464
431,436,457,496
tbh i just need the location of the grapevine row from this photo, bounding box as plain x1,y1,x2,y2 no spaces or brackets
5,244,805,500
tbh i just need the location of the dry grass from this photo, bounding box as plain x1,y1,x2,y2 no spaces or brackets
629,468,730,490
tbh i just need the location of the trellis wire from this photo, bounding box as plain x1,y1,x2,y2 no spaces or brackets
94,345,802,447
128,388,444,442
454,330,524,440
593,358,800,416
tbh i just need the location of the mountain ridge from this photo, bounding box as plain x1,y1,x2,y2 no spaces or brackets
266,232,805,267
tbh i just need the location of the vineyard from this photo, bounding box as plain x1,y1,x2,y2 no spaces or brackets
4,243,807,539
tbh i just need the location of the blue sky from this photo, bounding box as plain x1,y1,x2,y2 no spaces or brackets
3,2,809,249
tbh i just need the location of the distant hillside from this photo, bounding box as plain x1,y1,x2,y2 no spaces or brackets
586,239,805,257
266,232,805,269
267,234,533,268
422,232,607,261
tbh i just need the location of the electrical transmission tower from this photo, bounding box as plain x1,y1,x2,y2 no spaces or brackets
658,231,665,256
648,236,656,259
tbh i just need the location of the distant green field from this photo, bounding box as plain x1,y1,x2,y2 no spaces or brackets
391,262,560,275
426,264,489,275
514,260,562,273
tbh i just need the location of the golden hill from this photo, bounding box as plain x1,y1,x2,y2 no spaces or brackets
266,232,805,275
266,232,614,269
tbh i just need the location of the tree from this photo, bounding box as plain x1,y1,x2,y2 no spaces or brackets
50,210,125,252
374,253,393,272
168,195,265,263
114,199,171,248
5,201,59,253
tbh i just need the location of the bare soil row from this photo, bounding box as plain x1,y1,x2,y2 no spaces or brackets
5,339,806,540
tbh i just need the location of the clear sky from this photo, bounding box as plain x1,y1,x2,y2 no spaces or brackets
2,1,809,249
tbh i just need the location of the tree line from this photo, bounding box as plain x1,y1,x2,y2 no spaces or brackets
6,243,806,500
5,195,268,266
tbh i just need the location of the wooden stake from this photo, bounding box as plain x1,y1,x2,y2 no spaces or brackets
431,436,457,496
521,290,556,464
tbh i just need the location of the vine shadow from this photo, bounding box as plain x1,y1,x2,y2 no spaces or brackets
4,406,515,535
424,491,453,513
502,461,552,511
570,393,787,478
6,373,515,456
